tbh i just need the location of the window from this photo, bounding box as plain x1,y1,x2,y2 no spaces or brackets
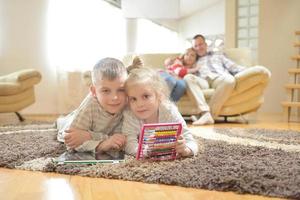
237,0,259,62
47,0,126,71
47,0,186,71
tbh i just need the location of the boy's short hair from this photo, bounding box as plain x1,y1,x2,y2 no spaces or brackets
92,57,127,85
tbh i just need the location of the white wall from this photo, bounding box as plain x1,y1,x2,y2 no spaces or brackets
0,0,59,114
258,0,300,113
178,0,225,39
225,0,237,48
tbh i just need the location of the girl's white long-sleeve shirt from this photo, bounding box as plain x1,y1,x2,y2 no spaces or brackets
122,102,198,156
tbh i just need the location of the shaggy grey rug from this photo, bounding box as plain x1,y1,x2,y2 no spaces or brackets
0,123,299,199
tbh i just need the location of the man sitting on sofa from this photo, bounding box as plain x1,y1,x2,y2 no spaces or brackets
184,34,265,125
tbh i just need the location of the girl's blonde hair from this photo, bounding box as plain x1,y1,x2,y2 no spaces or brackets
178,48,198,64
92,57,127,85
125,67,170,101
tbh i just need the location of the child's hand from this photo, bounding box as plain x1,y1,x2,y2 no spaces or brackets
187,67,199,74
64,128,92,149
164,58,174,67
176,135,192,157
96,133,126,152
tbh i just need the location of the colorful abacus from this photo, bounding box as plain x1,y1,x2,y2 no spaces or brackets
136,122,182,161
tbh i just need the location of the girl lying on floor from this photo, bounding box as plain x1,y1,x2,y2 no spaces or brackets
122,67,198,157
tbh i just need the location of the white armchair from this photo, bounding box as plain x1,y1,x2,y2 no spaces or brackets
0,69,42,121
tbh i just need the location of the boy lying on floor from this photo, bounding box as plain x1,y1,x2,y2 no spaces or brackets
56,57,128,153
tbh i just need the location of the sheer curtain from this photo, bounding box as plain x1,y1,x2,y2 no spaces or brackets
47,0,126,113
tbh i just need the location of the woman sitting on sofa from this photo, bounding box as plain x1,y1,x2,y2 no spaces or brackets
159,48,199,102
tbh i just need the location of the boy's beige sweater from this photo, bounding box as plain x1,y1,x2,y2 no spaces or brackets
57,94,123,152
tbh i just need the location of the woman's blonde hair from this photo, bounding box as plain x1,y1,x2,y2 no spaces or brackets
178,48,198,65
92,57,127,85
125,67,170,102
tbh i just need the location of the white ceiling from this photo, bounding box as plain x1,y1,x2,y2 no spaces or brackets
122,0,222,19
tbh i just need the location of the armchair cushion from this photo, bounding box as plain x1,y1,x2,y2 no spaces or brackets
0,69,42,113
224,48,253,67
123,53,178,69
0,69,41,95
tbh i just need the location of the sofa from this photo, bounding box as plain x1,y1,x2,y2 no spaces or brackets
122,48,271,118
0,69,42,121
